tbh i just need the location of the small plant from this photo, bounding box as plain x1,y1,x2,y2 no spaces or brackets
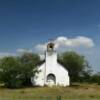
56,95,62,100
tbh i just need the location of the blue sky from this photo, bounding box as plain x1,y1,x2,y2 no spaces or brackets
0,0,100,72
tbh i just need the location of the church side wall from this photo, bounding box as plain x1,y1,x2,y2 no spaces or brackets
55,63,70,86
31,63,45,86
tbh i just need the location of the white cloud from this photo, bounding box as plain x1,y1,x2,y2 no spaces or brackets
35,36,94,52
0,52,15,58
17,48,33,53
35,43,47,52
0,48,33,58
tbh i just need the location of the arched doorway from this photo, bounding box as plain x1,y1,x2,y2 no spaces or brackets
46,73,56,86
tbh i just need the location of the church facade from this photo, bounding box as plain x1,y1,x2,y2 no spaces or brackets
31,42,70,86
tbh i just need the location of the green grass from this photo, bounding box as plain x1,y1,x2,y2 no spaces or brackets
0,83,100,100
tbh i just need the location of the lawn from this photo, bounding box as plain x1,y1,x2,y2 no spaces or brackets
0,83,100,100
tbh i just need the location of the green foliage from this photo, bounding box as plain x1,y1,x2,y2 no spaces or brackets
18,53,40,86
0,53,40,88
0,57,23,88
58,51,92,82
90,72,100,84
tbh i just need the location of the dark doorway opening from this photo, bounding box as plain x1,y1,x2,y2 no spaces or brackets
47,73,56,85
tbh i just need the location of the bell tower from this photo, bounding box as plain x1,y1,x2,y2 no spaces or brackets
44,42,57,85
45,42,57,68
47,42,54,52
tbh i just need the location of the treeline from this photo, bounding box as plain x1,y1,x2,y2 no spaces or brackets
0,51,99,88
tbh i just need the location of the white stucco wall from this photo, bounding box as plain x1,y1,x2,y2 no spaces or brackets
31,50,70,87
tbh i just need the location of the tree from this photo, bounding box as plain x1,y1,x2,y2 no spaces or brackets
0,57,23,88
18,53,41,86
0,53,41,88
58,51,91,82
90,72,100,84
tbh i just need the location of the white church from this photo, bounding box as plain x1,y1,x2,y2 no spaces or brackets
31,42,70,86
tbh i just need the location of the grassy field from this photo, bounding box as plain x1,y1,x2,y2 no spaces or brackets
0,83,100,100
